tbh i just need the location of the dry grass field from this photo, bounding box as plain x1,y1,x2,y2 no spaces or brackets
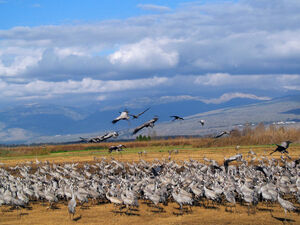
1,143,300,224
1,199,300,225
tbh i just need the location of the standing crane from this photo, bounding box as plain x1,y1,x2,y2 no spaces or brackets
68,188,77,220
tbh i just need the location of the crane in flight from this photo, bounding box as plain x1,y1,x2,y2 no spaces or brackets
80,131,118,143
130,107,150,119
214,130,230,138
112,110,130,124
170,115,184,121
133,117,159,135
199,120,205,126
270,141,292,159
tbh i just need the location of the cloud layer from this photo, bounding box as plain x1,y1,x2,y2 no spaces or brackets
0,0,300,107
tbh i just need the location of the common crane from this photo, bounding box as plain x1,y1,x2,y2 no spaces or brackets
133,116,158,135
270,141,292,158
79,131,118,143
112,110,130,124
277,194,296,220
199,120,205,126
224,154,242,173
108,144,126,153
129,107,150,119
214,130,230,138
170,115,184,121
68,188,77,220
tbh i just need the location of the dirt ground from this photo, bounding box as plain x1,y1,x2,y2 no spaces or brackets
1,144,300,224
1,200,299,225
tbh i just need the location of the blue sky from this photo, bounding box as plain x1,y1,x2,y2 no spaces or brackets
0,0,195,29
0,0,300,108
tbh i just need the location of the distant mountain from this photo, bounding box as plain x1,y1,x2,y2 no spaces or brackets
151,95,300,137
0,95,299,144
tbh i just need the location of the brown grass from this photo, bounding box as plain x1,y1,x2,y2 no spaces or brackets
1,200,300,225
1,141,300,224
1,124,299,158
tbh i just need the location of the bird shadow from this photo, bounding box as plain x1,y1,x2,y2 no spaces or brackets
73,215,82,221
150,207,165,213
111,210,140,216
125,212,140,216
20,212,29,216
257,207,273,212
80,206,90,210
270,213,295,224
173,207,193,216
203,205,219,210
48,205,60,210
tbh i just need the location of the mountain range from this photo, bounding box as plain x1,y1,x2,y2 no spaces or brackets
0,95,299,144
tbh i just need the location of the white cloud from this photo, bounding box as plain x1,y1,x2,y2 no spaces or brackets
0,128,34,142
201,93,271,104
0,76,169,99
194,73,300,90
32,3,41,8
137,4,171,12
123,92,271,107
283,85,300,91
96,95,107,101
108,38,179,69
0,0,299,105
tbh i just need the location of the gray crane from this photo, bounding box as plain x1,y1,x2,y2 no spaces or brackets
199,120,205,126
170,115,184,121
108,144,126,153
277,194,296,220
80,131,118,143
68,188,77,220
129,107,150,119
224,154,242,173
133,116,158,135
214,130,230,138
112,110,130,124
270,141,292,158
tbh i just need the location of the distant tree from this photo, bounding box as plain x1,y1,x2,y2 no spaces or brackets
255,122,265,134
268,124,277,133
230,128,241,137
242,123,252,136
136,135,151,141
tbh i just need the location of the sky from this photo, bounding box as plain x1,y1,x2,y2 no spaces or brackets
0,0,300,109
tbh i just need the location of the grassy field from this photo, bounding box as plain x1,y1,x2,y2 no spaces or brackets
1,132,300,224
1,142,299,165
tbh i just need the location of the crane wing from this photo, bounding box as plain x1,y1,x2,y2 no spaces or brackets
136,107,150,117
133,123,147,134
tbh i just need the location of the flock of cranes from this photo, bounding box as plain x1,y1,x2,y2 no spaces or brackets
80,107,206,143
0,151,299,221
